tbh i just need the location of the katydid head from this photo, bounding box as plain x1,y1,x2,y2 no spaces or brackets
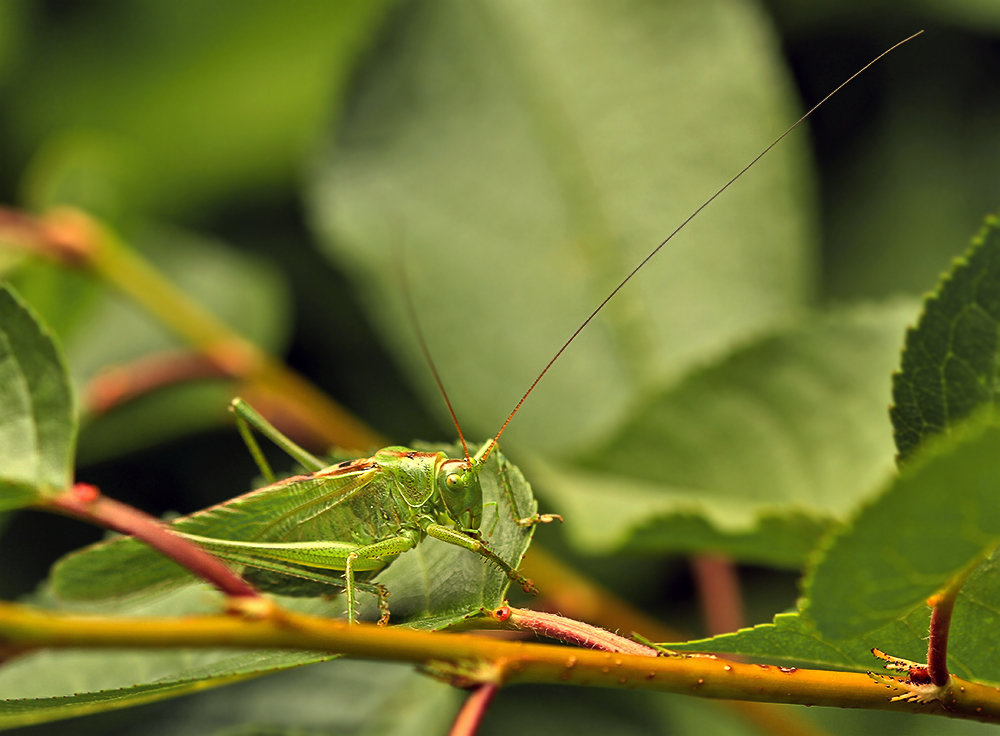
437,456,483,530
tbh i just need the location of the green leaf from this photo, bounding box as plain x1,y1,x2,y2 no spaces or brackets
672,552,1000,687
891,215,1000,460
52,443,535,628
670,609,930,674
804,413,1000,640
0,585,343,730
532,301,916,566
0,656,462,734
0,283,75,506
10,0,393,218
0,649,323,731
310,0,816,458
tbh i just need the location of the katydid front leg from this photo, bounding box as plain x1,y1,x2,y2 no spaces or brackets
426,524,537,595
496,461,562,527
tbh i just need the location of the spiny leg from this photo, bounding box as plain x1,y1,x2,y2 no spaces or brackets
426,523,537,595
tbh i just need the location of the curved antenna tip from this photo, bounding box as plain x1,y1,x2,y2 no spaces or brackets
486,30,924,451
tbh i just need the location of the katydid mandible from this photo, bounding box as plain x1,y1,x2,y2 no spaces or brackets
52,33,921,624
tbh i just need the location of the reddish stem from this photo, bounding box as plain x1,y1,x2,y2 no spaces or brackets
449,683,499,736
691,554,745,635
489,605,657,656
927,592,957,687
84,350,234,414
0,207,92,265
45,483,259,601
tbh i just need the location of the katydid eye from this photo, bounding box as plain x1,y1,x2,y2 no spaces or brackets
445,473,462,490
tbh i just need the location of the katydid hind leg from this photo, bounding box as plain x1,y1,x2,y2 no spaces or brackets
229,398,326,473
181,532,392,620
233,404,277,484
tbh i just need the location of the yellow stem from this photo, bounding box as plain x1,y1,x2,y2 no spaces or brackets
0,601,997,722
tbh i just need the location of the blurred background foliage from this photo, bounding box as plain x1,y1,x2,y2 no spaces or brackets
1,0,999,733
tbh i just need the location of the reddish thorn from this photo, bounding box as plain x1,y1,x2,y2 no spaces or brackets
72,482,101,503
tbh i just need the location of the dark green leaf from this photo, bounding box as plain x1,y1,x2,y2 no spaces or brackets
0,657,461,734
670,609,930,674
804,413,1000,640
891,215,1000,459
0,284,75,505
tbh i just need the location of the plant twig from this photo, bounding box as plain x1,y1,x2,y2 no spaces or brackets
691,554,745,635
449,684,498,736
927,595,956,688
0,601,997,721
488,604,657,656
488,605,827,736
84,350,233,414
926,573,969,688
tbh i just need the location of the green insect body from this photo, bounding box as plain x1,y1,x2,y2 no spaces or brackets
178,441,536,622
53,406,546,624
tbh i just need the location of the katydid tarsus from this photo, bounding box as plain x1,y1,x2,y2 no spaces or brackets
52,33,921,624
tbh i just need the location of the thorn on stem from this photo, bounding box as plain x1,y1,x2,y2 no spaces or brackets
71,483,101,504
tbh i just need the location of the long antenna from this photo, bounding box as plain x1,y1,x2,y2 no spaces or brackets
399,254,472,464
479,30,924,463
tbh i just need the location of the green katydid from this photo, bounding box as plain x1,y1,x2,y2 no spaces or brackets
52,396,550,624
51,33,921,625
